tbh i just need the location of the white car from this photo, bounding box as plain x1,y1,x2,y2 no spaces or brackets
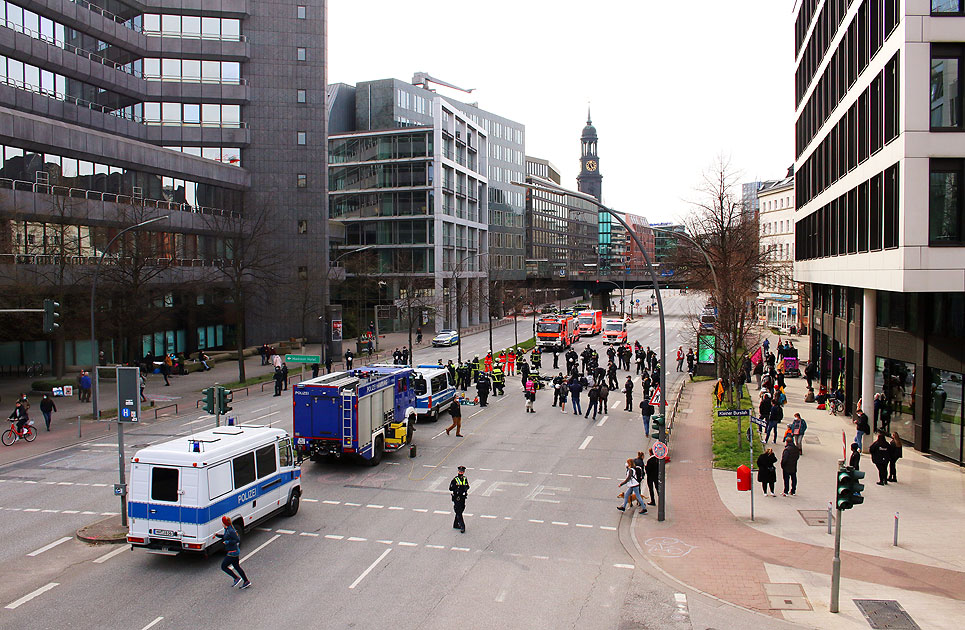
432,330,459,347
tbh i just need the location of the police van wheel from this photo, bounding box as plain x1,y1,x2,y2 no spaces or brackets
367,437,384,467
284,490,300,517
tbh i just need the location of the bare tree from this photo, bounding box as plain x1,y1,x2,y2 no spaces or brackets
391,255,436,365
673,156,774,405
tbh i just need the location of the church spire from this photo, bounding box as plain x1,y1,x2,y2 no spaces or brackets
587,104,592,125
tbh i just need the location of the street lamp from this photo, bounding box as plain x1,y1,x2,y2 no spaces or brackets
89,214,168,528
451,250,488,364
329,245,376,358
514,179,670,521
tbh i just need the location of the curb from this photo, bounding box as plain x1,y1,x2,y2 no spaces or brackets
77,515,127,545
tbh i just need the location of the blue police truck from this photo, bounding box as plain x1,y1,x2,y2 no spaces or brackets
292,366,417,466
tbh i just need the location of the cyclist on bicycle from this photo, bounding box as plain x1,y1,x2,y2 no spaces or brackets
9,402,28,435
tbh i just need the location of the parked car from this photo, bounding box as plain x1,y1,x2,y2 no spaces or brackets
432,330,460,347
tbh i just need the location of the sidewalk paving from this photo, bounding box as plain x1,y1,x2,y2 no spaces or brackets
629,377,965,630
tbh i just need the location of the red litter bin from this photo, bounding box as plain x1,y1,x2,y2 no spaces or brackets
737,465,752,491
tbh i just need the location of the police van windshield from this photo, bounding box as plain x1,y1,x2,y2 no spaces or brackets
537,322,561,333
605,322,624,331
413,377,428,396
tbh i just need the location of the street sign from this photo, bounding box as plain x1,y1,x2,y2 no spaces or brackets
717,409,751,417
750,416,766,427
651,441,668,459
285,354,321,363
116,366,140,423
649,386,661,406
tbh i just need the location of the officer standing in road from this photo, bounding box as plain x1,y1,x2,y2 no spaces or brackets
450,465,469,533
623,375,634,411
476,372,491,407
491,365,505,396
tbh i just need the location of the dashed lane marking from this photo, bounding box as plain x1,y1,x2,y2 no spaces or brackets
27,537,72,557
348,549,391,589
614,563,635,569
275,529,296,535
4,582,59,609
578,436,593,450
93,546,128,564
596,415,608,426
139,617,164,630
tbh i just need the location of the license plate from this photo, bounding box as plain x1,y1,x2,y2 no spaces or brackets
152,529,178,537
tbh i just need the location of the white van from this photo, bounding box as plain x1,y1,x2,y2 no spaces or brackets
127,426,301,554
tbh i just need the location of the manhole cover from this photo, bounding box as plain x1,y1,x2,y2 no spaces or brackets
853,600,920,629
798,509,832,526
763,583,811,610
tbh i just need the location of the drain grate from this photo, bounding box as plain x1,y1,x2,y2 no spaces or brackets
763,583,811,610
798,509,832,527
853,600,920,629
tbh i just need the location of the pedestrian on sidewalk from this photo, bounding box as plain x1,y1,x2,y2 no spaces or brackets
559,378,568,412
311,363,320,378
344,349,354,370
139,372,146,403
870,431,891,485
216,516,250,589
617,458,647,514
39,394,56,431
804,360,817,390
450,466,469,533
888,432,902,482
281,362,289,390
79,372,91,402
765,399,782,444
854,409,871,449
780,439,800,496
445,399,463,437
676,346,684,372
273,367,284,397
645,448,659,505
757,448,777,496
161,360,171,386
789,412,807,454
639,399,654,437
849,442,861,470
325,354,333,374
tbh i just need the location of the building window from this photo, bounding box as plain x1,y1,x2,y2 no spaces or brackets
932,1,963,14
297,5,307,19
883,163,900,249
884,53,900,143
297,89,306,103
931,45,962,129
929,158,964,244
298,220,308,234
297,173,307,188
297,47,307,61
297,132,307,145
298,266,308,280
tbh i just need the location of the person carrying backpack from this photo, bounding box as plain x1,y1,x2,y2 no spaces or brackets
617,458,647,514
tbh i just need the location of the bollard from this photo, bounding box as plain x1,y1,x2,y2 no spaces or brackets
828,501,833,535
77,414,82,438
409,444,417,458
894,511,899,547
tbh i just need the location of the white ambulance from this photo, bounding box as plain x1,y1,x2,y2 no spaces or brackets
126,426,301,554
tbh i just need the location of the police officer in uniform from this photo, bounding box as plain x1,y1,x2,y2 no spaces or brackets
476,372,491,407
450,466,469,533
491,366,505,396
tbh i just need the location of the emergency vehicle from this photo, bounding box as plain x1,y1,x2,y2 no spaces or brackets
372,363,455,423
292,366,417,466
602,318,628,345
577,310,603,336
536,314,580,349
127,426,300,554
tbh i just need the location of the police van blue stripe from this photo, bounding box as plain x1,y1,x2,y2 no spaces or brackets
128,470,297,525
415,389,455,412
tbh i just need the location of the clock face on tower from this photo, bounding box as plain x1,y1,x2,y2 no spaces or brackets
585,160,598,172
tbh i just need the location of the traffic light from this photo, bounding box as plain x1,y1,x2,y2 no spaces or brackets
217,386,233,414
201,387,215,414
836,465,865,510
650,414,665,439
42,299,60,334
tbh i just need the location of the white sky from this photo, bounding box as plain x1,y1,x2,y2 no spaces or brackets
328,1,796,224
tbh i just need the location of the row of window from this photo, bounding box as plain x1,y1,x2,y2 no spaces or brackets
330,164,430,191
931,159,964,244
143,59,241,84
488,165,523,184
489,143,523,166
344,220,434,246
330,134,432,164
795,162,900,261
794,0,830,56
141,13,241,41
0,144,243,212
162,146,242,167
490,232,524,250
760,195,793,211
796,0,898,157
143,102,241,126
489,188,524,210
396,89,429,115
490,209,524,228
762,241,793,261
796,52,900,209
795,0,857,100
330,192,431,220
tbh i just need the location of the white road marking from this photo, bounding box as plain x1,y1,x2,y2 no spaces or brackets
388,506,403,511
240,534,280,562
42,509,59,513
479,468,492,471
426,544,445,549
519,470,532,474
551,521,568,526
92,483,108,487
431,430,446,439
184,418,207,426
347,537,367,542
57,482,73,486
349,548,391,589
255,527,272,532
27,536,72,557
322,500,340,505
5,582,59,609
480,515,496,519
23,508,40,512
614,563,635,569
596,415,608,426
302,498,318,503
81,511,96,515
366,504,384,509
451,547,470,552
528,519,544,523
61,510,79,514
558,473,573,477
532,555,549,560
413,508,428,512
93,546,128,564
575,524,593,528
578,436,593,450
345,502,361,507
600,526,617,531
325,535,344,540
90,443,115,447
299,532,319,537
398,541,418,547
578,475,592,478
433,510,449,515
275,529,296,535
611,400,621,409
377,540,393,545
139,617,164,630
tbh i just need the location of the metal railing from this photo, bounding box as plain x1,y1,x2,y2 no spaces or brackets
2,18,142,77
0,177,243,219
0,253,232,267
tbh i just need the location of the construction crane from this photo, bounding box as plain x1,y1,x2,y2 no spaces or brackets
411,72,474,94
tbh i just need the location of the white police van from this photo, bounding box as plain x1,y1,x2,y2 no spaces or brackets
371,363,455,422
126,426,300,554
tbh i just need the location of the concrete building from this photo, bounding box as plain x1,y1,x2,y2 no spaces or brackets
650,222,686,277
793,0,965,463
757,174,803,332
0,0,329,368
328,80,490,333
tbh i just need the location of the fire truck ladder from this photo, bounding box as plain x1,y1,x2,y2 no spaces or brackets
341,394,354,448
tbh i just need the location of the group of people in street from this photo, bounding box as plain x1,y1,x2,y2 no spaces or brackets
617,449,661,514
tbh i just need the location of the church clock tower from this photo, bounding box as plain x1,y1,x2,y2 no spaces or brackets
576,109,603,201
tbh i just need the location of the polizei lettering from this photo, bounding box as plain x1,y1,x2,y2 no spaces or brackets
238,488,257,504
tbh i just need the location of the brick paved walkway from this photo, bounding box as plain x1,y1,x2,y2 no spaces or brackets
633,380,965,617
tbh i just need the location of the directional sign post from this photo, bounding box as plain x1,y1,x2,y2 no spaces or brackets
285,354,321,364
716,409,751,417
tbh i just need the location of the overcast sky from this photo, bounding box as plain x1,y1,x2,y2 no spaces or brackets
328,1,796,224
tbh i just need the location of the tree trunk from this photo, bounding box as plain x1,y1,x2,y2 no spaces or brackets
236,299,247,383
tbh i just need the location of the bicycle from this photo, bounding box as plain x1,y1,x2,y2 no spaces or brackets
829,398,845,416
2,420,37,445
25,362,44,378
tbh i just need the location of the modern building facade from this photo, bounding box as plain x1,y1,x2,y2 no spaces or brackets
793,0,965,463
328,80,490,332
757,175,803,332
0,0,329,369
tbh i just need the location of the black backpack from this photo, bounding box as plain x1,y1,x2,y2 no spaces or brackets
633,465,645,482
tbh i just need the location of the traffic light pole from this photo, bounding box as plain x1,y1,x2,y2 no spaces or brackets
831,504,843,613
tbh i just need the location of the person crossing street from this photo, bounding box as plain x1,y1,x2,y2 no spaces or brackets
216,516,251,589
450,466,469,533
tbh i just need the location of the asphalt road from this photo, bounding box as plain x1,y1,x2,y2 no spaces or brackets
0,290,742,630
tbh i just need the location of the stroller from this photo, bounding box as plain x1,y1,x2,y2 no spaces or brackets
782,348,801,377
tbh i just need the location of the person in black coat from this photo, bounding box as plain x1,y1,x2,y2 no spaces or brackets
869,431,891,485
888,432,903,482
757,448,777,496
781,439,800,496
273,366,285,396
644,449,660,506
849,442,862,470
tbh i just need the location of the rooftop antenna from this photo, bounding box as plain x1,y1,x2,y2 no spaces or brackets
412,72,474,94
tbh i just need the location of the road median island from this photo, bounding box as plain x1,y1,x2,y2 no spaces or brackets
77,515,127,545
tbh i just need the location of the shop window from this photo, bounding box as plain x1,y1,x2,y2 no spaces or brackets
928,368,963,463
875,358,916,440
